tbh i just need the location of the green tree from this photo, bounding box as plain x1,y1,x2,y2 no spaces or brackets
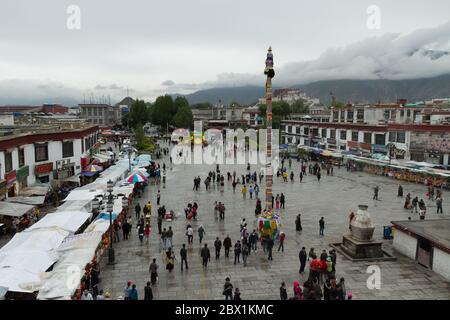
172,105,193,129
174,96,189,114
291,100,309,113
331,100,346,108
128,99,148,129
134,122,146,149
152,95,175,129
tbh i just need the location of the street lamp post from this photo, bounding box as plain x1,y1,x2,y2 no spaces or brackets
106,179,115,265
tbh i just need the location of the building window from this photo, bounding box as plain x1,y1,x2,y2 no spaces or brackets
81,139,85,152
35,143,49,162
88,108,92,116
296,127,300,134
397,131,406,143
62,141,74,158
286,125,291,133
18,148,25,167
347,111,354,122
5,151,13,172
400,110,404,117
340,130,346,140
375,134,385,145
351,131,358,141
364,132,372,144
303,127,309,135
407,110,411,117
356,110,364,122
330,129,335,139
389,132,396,142
321,129,327,138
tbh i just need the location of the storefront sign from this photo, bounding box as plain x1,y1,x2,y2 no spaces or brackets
16,166,30,180
5,170,16,186
35,162,53,175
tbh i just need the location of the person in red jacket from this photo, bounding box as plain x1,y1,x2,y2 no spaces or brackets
293,281,303,299
309,257,321,283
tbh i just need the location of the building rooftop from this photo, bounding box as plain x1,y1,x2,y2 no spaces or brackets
391,219,450,253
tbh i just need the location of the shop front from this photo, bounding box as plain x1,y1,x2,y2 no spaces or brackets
16,166,30,193
54,160,76,180
5,170,17,197
0,180,6,201
35,162,53,183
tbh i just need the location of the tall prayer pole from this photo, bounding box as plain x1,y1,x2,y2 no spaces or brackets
264,47,275,211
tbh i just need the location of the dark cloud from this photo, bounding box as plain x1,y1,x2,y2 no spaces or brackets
161,80,175,86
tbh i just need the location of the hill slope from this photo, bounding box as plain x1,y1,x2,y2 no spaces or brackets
178,74,450,105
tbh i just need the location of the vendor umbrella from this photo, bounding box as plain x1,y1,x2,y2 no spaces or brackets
83,164,103,173
126,173,147,184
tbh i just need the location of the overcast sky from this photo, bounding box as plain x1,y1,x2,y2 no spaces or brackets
1,0,450,104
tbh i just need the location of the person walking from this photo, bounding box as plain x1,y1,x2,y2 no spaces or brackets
299,171,303,183
149,259,158,285
157,190,161,205
129,284,138,300
241,185,247,199
249,229,258,252
436,196,443,214
277,232,285,252
157,215,163,235
165,247,175,272
275,194,280,209
299,247,307,273
180,244,188,271
233,288,241,300
280,193,285,209
224,235,232,258
135,203,141,220
166,226,173,248
280,282,288,300
214,237,222,259
200,244,211,269
373,186,379,200
161,228,167,250
198,225,205,244
254,184,260,198
138,223,144,245
186,225,194,244
234,240,242,264
223,278,233,300
249,185,254,199
242,243,249,267
123,281,132,300
397,185,403,197
295,214,302,231
267,237,274,261
144,281,153,300
319,217,325,236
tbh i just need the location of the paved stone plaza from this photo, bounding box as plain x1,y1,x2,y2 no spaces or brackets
100,142,450,300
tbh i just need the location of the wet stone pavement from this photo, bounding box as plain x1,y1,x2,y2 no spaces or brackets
100,142,450,300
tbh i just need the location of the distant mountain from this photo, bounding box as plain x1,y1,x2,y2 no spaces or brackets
177,74,450,106
173,86,265,106
293,74,450,105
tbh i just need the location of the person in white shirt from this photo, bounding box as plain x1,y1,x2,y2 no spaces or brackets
80,289,93,300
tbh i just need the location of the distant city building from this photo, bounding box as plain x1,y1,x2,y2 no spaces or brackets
0,124,100,199
79,103,122,127
281,100,450,165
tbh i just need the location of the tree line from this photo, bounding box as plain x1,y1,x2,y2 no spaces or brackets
124,95,194,131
